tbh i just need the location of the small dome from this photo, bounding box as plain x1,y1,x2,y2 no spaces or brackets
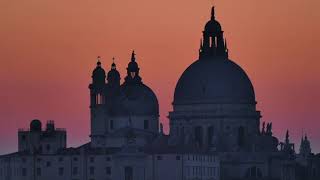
30,119,42,132
174,57,255,105
204,6,222,34
92,60,106,85
107,62,120,84
111,83,159,116
92,65,106,78
205,20,221,33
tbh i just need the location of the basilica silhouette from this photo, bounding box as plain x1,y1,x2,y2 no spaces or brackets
0,6,319,180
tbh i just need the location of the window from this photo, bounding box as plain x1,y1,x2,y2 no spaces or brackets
89,167,95,175
144,120,149,130
194,126,203,147
59,167,64,176
238,126,245,147
245,166,262,178
46,161,51,167
46,144,51,151
21,135,26,141
96,93,104,105
106,157,111,161
110,120,114,130
58,157,64,162
38,146,43,153
106,167,111,175
37,158,41,162
73,157,78,161
73,167,78,175
176,156,181,160
130,72,136,78
125,166,133,180
208,126,214,145
21,158,26,163
22,168,27,176
36,168,41,176
157,156,162,160
90,157,95,163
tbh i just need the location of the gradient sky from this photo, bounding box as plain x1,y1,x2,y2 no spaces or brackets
0,0,319,154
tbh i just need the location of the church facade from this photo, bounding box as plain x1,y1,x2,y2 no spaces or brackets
0,6,319,180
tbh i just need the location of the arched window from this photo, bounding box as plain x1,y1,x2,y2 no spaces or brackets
245,166,262,178
238,126,245,147
125,166,133,180
208,126,214,145
96,93,104,105
194,126,203,147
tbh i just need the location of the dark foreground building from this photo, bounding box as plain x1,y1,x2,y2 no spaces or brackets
0,6,319,180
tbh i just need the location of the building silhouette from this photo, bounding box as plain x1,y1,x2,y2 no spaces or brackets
0,6,320,180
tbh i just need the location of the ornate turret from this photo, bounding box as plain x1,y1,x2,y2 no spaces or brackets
299,134,312,158
280,130,295,156
89,56,107,147
199,6,228,59
89,56,106,106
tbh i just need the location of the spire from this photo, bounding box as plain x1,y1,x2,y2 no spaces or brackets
285,130,290,143
211,6,215,20
131,50,136,62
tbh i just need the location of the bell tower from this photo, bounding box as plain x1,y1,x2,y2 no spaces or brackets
89,56,107,146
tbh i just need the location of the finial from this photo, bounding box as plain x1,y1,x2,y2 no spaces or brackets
131,50,136,62
111,57,116,69
97,56,101,66
286,130,289,141
211,6,215,20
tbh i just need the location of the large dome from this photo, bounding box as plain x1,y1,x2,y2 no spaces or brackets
174,57,255,105
111,83,159,116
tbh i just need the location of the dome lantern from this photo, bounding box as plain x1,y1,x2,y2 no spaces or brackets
200,6,228,59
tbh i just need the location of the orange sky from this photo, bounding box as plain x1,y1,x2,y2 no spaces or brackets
0,0,319,154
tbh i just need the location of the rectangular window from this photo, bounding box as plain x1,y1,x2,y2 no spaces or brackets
176,156,181,160
90,157,95,163
22,168,27,176
106,157,111,161
59,157,64,162
59,167,64,176
73,157,78,161
46,161,51,167
110,120,114,130
144,120,149,129
157,156,162,160
73,167,78,175
89,167,95,175
36,168,41,176
106,167,111,175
